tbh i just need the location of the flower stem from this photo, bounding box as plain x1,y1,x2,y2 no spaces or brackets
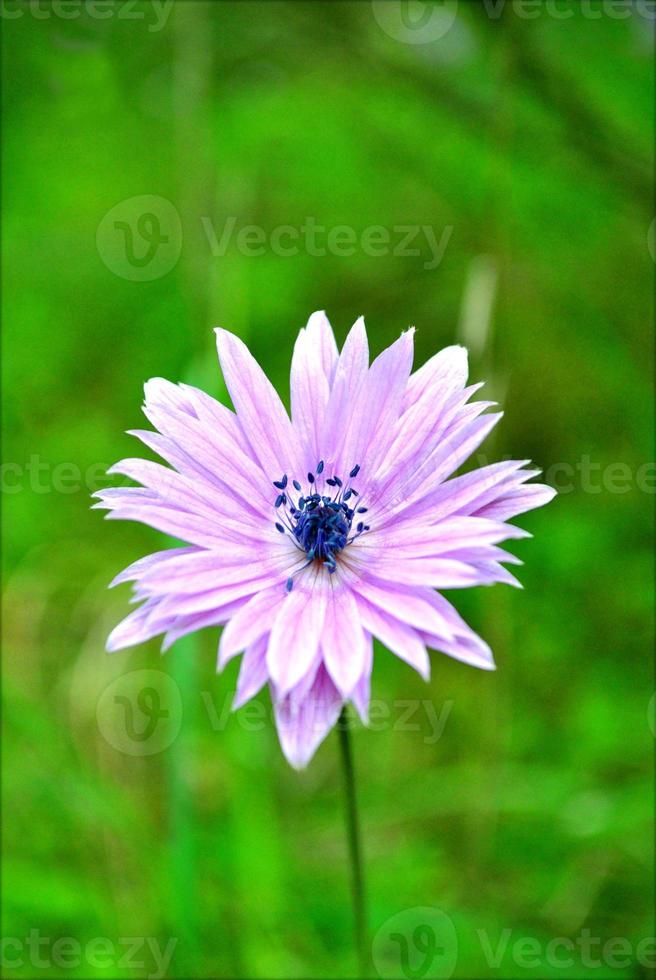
338,706,368,978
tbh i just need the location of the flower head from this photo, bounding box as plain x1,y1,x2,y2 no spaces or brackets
95,312,555,767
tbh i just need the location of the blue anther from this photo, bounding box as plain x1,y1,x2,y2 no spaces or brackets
271,461,369,589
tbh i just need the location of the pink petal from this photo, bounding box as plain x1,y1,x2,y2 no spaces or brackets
418,592,496,670
351,580,455,640
218,588,285,668
139,404,272,517
350,633,373,723
215,328,304,478
290,321,331,467
365,516,530,556
364,558,499,589
474,483,556,521
161,599,247,651
138,548,297,598
146,569,283,619
109,547,197,588
382,459,531,527
305,310,339,386
356,597,429,679
336,329,415,477
403,344,468,412
106,600,165,652
266,588,328,696
369,385,487,506
321,317,369,463
232,636,270,710
321,587,368,697
273,664,343,769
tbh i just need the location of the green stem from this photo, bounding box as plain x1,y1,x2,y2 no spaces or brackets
338,706,368,978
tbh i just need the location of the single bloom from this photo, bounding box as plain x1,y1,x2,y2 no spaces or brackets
95,312,555,767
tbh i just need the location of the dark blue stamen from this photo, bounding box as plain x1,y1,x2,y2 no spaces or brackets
272,462,369,591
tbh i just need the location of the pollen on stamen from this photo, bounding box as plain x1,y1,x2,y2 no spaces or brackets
272,462,370,592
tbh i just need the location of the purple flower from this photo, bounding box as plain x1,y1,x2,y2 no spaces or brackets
95,312,555,768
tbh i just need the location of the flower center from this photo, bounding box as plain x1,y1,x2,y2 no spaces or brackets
272,461,369,591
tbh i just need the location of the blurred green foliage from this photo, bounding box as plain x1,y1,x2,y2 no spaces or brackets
2,2,653,978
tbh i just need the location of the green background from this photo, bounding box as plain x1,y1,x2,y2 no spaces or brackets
2,2,653,978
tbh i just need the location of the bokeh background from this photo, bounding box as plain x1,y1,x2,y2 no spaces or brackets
3,2,654,978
